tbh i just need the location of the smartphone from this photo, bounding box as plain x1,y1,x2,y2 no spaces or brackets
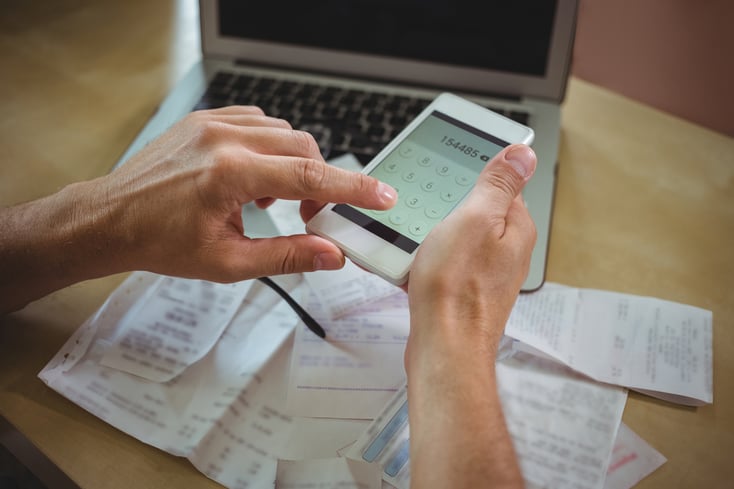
306,92,534,285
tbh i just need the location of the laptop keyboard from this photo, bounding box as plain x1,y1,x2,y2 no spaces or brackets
193,71,530,165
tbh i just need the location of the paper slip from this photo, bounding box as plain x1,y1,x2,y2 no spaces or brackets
603,423,667,489
40,272,297,456
187,335,368,488
99,275,252,382
275,458,382,489
286,291,409,419
40,272,370,488
497,353,628,489
347,352,629,489
505,284,713,405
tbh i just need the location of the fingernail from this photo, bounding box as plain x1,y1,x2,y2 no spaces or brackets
505,145,536,179
377,182,398,204
314,252,343,271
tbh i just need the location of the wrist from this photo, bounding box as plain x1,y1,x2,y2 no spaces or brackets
59,178,133,279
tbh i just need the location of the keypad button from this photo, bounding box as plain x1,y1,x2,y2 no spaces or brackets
408,221,429,236
389,213,407,225
455,174,473,186
436,164,452,177
405,195,424,209
420,179,438,192
425,206,443,219
402,170,418,183
384,161,400,173
398,144,416,158
440,190,460,202
416,155,433,167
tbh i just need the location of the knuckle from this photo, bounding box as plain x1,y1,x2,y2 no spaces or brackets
244,105,266,115
209,145,238,173
356,173,377,194
277,246,301,275
190,118,225,148
273,117,293,129
291,129,321,157
484,169,522,199
295,158,329,192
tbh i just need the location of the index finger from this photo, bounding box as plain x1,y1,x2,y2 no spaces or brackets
238,154,398,210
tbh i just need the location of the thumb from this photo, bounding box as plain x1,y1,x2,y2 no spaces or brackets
232,234,346,277
465,144,537,218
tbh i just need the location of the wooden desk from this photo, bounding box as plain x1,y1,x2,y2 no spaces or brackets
1,1,733,487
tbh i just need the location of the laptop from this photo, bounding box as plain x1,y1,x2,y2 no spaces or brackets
115,0,578,292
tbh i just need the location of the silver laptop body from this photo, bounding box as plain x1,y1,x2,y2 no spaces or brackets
116,0,579,291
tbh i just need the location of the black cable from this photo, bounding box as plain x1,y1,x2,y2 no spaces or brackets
257,276,326,339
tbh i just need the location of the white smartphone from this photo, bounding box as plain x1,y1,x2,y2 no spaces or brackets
306,92,534,285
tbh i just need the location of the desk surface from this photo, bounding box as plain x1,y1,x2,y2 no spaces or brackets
1,1,733,488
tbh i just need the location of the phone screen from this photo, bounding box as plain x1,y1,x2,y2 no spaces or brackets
331,111,508,253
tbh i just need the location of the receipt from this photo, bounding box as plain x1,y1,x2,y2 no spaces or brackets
286,291,409,419
497,353,628,489
99,276,252,382
39,274,296,456
603,423,666,489
505,285,713,405
347,352,628,489
186,331,369,488
41,272,371,487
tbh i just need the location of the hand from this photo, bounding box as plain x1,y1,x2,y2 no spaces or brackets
406,143,537,355
77,106,398,282
403,144,536,489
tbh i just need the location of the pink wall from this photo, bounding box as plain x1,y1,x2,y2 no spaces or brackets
572,0,734,137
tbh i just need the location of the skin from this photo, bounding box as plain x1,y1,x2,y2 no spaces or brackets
0,106,397,313
0,105,537,488
404,143,536,489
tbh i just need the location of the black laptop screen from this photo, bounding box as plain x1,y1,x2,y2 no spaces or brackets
219,1,557,77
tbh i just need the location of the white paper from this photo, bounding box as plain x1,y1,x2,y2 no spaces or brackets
496,353,628,489
40,272,683,489
100,276,252,382
347,353,628,489
286,291,409,419
187,333,368,488
275,458,382,489
603,423,667,489
40,273,369,488
40,273,297,455
505,285,713,405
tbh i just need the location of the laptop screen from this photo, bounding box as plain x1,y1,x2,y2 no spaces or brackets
219,1,558,77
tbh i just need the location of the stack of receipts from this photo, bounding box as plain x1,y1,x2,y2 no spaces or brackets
39,269,711,489
38,156,713,489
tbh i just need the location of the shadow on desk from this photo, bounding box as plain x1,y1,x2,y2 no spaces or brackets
0,416,78,489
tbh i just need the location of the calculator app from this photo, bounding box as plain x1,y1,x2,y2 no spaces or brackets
332,111,507,253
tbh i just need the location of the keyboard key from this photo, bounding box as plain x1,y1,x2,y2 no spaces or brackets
193,70,437,165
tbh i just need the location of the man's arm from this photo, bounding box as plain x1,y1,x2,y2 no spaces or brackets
0,180,120,313
405,144,537,488
1,106,397,313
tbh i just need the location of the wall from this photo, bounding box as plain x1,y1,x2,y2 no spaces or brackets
572,0,734,137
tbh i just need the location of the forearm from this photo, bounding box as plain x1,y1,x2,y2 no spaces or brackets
0,179,126,313
406,306,523,489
